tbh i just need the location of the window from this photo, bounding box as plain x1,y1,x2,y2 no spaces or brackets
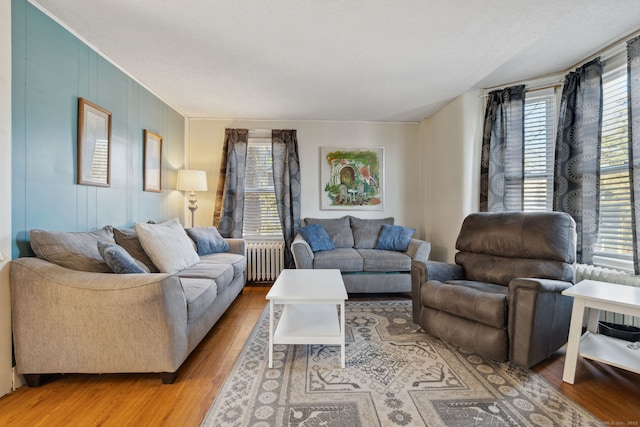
242,134,283,239
520,58,634,271
594,60,634,270
523,89,556,212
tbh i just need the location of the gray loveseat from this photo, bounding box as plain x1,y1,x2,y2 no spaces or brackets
412,211,577,367
291,216,431,293
10,219,246,385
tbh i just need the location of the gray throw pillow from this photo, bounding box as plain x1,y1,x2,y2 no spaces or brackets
113,227,159,272
186,226,230,255
350,216,394,249
135,218,200,274
97,241,149,274
375,224,415,252
29,226,115,272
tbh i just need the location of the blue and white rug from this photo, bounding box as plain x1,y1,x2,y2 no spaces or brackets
201,300,599,426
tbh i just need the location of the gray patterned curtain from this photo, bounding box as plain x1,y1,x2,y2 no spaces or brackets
553,58,603,264
628,36,640,274
272,129,301,269
214,129,248,238
480,85,525,212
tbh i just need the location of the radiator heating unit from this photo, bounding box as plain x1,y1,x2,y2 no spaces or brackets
246,240,285,282
575,263,640,327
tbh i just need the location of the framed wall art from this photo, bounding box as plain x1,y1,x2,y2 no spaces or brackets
143,130,163,192
77,98,111,187
320,147,384,210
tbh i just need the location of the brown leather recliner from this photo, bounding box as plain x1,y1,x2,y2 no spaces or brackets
412,211,577,367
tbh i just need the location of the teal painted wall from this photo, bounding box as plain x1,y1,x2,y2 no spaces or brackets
11,0,185,258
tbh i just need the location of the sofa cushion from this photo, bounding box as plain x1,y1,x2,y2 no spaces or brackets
357,249,411,272
313,248,363,272
177,262,235,294
297,224,335,252
30,227,115,273
375,224,415,252
304,216,354,248
180,278,217,322
97,241,149,274
113,227,159,272
421,279,508,329
185,226,230,255
135,218,200,274
350,217,394,249
199,252,246,278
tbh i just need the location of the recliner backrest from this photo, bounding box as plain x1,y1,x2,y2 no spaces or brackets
454,211,577,286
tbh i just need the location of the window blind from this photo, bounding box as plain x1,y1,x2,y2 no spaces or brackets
594,64,633,266
242,137,283,238
523,89,556,212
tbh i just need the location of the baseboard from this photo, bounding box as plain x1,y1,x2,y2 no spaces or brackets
12,367,25,390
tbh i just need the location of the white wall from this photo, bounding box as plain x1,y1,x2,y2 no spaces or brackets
423,90,484,262
188,119,425,237
1,0,12,397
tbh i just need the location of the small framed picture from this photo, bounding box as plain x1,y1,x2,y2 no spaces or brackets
77,98,111,187
143,130,163,192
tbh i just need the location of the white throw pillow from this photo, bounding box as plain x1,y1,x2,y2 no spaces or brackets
135,218,200,273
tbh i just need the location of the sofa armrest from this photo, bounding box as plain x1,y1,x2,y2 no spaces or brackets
226,238,245,256
291,234,314,269
405,239,431,264
508,278,574,367
10,257,189,375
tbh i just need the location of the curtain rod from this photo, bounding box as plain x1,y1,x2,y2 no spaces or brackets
480,82,563,98
484,27,640,94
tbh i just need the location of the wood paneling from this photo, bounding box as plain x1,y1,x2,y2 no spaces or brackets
0,287,638,425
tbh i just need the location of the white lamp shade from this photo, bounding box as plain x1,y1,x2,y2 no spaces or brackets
177,169,208,191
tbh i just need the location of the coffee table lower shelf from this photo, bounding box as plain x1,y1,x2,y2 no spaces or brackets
577,332,640,375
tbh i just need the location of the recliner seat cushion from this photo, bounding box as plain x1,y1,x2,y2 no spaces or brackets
421,279,508,329
357,249,411,272
313,248,363,271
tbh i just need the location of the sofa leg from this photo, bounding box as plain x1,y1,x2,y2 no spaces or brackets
161,371,178,384
24,374,43,387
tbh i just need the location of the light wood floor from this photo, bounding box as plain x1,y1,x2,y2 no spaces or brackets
1,285,639,426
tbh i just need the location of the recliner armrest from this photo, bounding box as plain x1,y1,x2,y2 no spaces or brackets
411,260,464,323
508,278,574,367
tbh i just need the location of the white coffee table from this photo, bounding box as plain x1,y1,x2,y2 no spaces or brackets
266,269,348,368
562,279,640,384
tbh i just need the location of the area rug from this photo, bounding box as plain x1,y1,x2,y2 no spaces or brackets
201,300,599,426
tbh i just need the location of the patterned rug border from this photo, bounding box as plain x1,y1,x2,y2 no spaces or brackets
202,300,600,427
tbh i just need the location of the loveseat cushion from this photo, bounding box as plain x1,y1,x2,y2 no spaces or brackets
375,224,415,252
350,217,394,249
421,279,508,329
177,263,235,294
97,241,149,274
313,248,363,272
297,224,335,251
357,249,411,272
30,227,115,273
185,226,230,255
180,278,217,322
304,216,354,248
199,252,246,278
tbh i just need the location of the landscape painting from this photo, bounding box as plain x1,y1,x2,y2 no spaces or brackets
320,147,384,210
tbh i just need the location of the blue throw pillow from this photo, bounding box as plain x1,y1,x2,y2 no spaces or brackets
97,241,149,274
186,226,230,255
298,224,335,252
375,224,416,252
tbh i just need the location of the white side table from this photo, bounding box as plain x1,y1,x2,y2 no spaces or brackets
266,269,348,368
562,280,640,384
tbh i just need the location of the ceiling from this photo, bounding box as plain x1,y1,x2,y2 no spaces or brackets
31,0,640,122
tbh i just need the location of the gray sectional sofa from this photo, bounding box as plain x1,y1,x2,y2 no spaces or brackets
291,216,430,293
10,219,246,385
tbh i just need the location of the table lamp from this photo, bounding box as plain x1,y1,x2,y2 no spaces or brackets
177,169,208,227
